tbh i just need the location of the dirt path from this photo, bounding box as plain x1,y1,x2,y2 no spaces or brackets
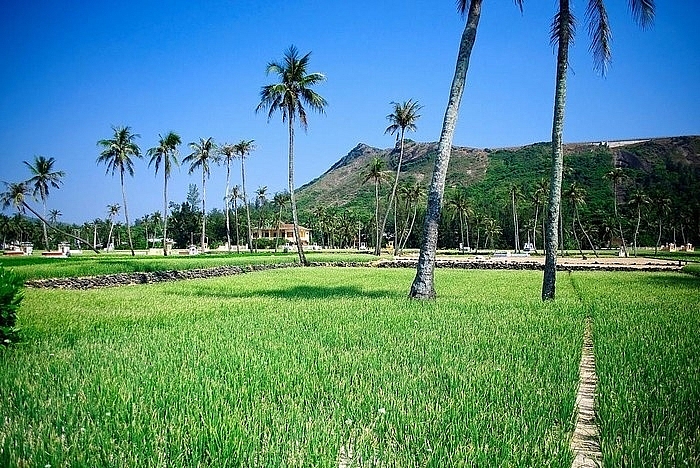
571,318,603,467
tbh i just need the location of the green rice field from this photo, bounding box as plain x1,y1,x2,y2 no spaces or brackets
1,266,698,466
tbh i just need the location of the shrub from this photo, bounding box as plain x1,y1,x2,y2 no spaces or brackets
0,266,24,345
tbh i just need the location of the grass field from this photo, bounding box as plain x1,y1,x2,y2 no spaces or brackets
1,266,698,466
0,251,376,281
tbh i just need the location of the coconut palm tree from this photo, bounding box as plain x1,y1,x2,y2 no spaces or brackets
218,143,237,252
1,182,98,253
381,100,422,256
183,137,218,252
564,182,598,258
509,183,523,253
256,45,327,266
446,188,473,253
542,0,654,300
362,158,389,255
48,209,62,225
531,178,549,252
147,131,181,256
396,181,425,254
654,197,671,255
410,0,523,298
255,185,268,251
605,167,628,256
106,203,121,250
233,140,256,252
228,185,243,253
23,155,65,250
629,190,651,256
273,191,290,252
97,126,142,256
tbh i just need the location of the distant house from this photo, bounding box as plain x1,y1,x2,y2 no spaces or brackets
253,222,312,245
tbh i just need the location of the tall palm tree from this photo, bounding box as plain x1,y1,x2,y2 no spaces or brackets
531,178,549,252
23,155,65,250
228,185,243,253
564,182,598,258
396,181,425,254
97,126,141,256
106,203,121,250
509,183,523,252
255,185,268,250
362,158,389,254
629,190,651,256
605,167,628,256
218,143,237,252
542,0,654,300
654,197,671,255
1,182,98,253
446,188,473,253
183,137,218,252
381,100,422,256
273,191,291,252
147,131,181,256
256,45,327,266
410,0,523,298
233,140,256,252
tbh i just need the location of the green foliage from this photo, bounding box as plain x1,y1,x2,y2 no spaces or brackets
0,266,23,345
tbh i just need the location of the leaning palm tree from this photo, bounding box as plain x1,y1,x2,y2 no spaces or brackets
381,100,422,256
629,190,651,256
1,182,98,253
97,126,141,256
362,158,389,254
233,140,256,252
541,0,654,300
564,182,599,258
147,131,181,256
183,137,218,252
23,155,65,250
410,0,523,298
218,143,237,252
105,203,121,250
256,45,327,266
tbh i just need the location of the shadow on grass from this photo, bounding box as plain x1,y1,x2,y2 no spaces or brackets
169,284,401,300
641,273,700,289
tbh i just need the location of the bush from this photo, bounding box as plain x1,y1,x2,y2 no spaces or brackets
0,266,24,345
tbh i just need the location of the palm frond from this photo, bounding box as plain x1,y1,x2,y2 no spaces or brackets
629,0,654,29
550,5,576,49
587,0,612,75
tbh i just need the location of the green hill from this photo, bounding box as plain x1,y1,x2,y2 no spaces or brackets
296,136,700,250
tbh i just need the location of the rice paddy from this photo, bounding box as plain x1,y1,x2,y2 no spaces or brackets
1,263,698,466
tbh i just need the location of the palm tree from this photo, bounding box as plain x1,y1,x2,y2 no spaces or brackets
233,140,256,252
183,137,218,252
446,188,473,253
1,182,98,253
654,197,671,255
97,126,142,256
218,143,237,252
483,217,501,251
531,178,549,253
256,45,327,266
381,100,422,256
564,182,598,258
48,209,62,225
605,167,628,256
509,183,523,252
23,155,65,250
410,0,523,298
142,213,152,249
629,190,651,256
255,185,268,250
396,181,425,254
541,0,653,300
228,185,243,253
362,158,389,255
106,203,121,250
273,191,290,252
147,131,181,256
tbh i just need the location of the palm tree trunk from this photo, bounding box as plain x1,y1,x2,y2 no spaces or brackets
233,197,240,254
22,201,99,253
242,161,253,252
163,173,169,256
655,218,662,255
410,0,482,299
121,170,135,256
572,207,584,258
201,170,206,252
41,201,49,250
533,204,539,253
459,211,465,253
275,207,282,252
512,191,518,252
288,118,308,266
577,207,599,257
381,128,405,257
542,0,571,301
634,206,641,256
613,183,627,256
225,162,232,252
374,181,381,254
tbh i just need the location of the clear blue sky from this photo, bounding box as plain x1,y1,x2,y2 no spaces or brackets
1,1,698,224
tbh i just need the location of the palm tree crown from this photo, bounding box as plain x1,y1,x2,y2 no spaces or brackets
23,156,65,203
148,131,181,178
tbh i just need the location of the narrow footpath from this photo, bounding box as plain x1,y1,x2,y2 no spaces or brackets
571,318,603,467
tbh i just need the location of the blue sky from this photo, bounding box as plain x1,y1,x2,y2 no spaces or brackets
1,1,698,224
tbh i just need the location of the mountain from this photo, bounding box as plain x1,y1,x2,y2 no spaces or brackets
296,136,700,248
